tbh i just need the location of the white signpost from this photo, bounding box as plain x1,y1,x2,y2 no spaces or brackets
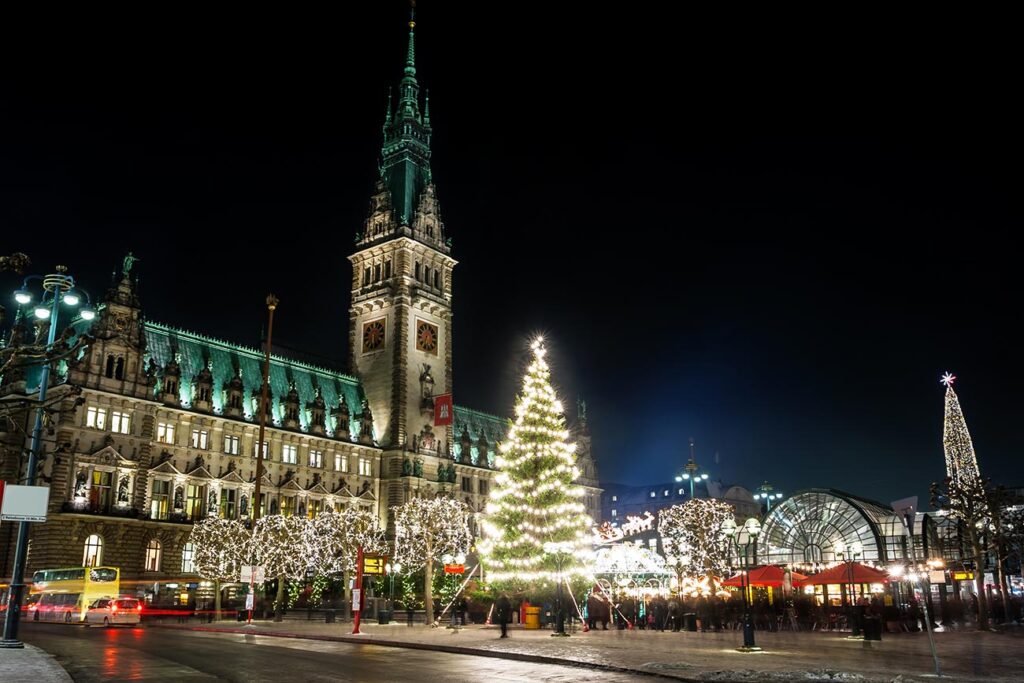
0,484,50,522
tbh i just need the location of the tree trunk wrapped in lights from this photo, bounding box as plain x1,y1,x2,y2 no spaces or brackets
658,499,735,592
478,338,594,588
189,518,249,621
392,497,473,624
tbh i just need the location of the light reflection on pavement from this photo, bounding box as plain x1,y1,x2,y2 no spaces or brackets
22,623,667,682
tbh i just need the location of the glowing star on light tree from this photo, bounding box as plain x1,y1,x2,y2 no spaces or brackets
479,337,594,586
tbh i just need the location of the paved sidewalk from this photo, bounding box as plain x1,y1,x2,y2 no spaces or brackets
0,643,73,683
149,619,1024,682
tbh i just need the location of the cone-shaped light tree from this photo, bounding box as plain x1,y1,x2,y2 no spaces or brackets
480,337,594,586
931,372,990,626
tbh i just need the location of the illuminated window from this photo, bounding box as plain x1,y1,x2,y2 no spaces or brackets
83,534,103,567
611,495,617,502
219,488,237,519
110,411,130,434
664,490,669,497
191,429,209,449
150,479,170,520
181,543,195,573
282,445,298,464
335,453,349,472
144,539,162,572
157,422,175,444
224,435,240,455
611,509,617,517
281,496,296,517
309,450,323,468
253,440,269,458
86,406,107,430
650,491,656,498
186,484,205,519
358,458,372,476
678,488,684,496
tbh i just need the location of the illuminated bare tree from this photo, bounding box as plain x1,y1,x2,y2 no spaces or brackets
392,497,473,624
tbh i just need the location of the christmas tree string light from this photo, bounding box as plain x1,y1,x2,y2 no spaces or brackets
941,372,984,496
479,337,594,583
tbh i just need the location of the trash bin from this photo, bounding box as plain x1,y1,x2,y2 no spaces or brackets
325,609,336,624
378,609,391,625
862,615,882,641
237,610,246,622
684,613,698,632
524,606,541,630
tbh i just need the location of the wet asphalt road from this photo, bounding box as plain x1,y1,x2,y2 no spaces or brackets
19,622,658,682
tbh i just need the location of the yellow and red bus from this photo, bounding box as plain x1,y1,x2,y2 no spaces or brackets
30,566,120,623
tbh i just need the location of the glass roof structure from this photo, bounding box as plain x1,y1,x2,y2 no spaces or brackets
759,489,911,566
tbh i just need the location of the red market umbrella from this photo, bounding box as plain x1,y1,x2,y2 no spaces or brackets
796,562,891,586
721,565,809,588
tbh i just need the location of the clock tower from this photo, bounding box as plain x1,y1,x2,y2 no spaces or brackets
349,13,456,461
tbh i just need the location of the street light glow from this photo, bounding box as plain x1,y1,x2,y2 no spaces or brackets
14,289,32,304
34,306,50,319
80,307,96,321
62,291,80,306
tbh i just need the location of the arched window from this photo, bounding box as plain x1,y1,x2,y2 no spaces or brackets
83,534,103,567
144,539,162,572
115,357,125,380
181,542,195,573
434,271,440,289
105,355,115,378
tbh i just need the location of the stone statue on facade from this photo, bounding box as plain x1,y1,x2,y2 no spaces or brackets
74,470,88,499
402,457,412,477
413,459,423,478
117,476,129,504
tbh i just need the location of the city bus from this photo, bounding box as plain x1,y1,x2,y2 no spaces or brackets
30,566,120,623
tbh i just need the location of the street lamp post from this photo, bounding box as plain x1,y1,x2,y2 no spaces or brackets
721,516,763,652
834,539,863,635
543,542,570,636
674,439,709,499
2,267,93,648
385,562,402,619
752,481,784,513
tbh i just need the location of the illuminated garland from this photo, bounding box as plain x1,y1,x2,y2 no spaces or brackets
479,338,594,583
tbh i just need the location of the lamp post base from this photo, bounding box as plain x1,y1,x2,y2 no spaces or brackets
735,646,763,653
551,631,570,637
0,639,26,649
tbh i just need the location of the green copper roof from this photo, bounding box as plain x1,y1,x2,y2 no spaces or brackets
453,405,509,466
380,16,432,225
143,322,367,440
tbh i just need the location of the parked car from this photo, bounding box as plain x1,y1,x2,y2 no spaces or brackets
85,597,142,627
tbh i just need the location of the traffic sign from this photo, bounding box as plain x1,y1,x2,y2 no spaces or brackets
0,484,50,522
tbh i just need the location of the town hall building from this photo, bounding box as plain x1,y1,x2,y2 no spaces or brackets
0,17,601,606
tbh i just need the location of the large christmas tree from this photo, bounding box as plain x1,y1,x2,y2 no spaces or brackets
480,338,593,584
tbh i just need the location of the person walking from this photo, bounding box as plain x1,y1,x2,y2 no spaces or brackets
496,593,512,638
406,602,415,627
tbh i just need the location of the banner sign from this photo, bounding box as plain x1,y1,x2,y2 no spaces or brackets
0,484,50,522
240,565,266,583
952,571,974,581
444,564,465,574
434,394,453,427
929,570,946,584
351,589,361,611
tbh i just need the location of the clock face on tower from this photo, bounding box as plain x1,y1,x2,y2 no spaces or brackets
362,319,386,353
416,320,438,355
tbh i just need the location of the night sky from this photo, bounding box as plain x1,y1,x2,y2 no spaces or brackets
2,4,1020,509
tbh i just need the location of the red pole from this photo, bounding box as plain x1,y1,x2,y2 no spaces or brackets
352,546,365,634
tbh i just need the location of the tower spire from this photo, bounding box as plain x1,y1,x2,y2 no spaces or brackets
376,1,433,226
